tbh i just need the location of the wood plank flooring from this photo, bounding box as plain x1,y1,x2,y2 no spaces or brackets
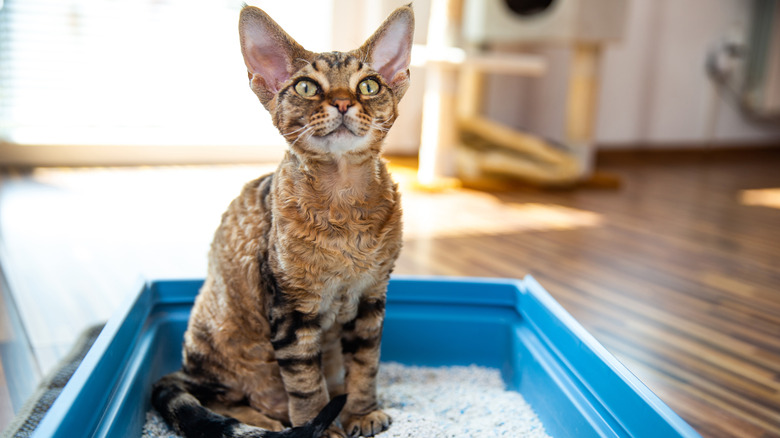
397,150,780,438
0,149,779,437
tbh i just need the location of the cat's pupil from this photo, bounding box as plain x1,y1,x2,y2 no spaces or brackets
358,79,379,96
295,80,318,97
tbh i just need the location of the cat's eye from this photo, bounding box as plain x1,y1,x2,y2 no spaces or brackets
358,78,380,96
294,80,319,97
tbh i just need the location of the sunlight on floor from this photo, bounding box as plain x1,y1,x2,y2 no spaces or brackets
402,191,603,240
23,164,605,249
740,188,780,210
389,162,604,240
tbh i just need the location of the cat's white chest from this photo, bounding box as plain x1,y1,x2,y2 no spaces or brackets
318,275,375,330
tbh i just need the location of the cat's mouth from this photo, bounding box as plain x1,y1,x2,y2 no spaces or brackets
323,123,358,138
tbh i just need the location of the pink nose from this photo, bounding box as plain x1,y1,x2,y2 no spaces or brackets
332,98,353,114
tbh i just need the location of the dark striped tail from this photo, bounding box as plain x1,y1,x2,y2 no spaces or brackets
151,372,347,438
275,394,347,438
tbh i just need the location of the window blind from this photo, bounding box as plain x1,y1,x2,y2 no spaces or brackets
0,0,333,151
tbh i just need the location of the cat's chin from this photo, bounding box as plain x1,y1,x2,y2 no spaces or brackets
306,127,372,156
324,125,356,138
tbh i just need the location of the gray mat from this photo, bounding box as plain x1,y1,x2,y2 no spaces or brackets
1,324,105,438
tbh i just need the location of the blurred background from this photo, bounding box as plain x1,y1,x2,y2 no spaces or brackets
1,1,779,437
2,0,779,166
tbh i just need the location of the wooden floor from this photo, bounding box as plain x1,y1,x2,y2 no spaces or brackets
1,149,779,437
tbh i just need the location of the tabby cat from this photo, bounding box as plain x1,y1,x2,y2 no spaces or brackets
151,4,413,438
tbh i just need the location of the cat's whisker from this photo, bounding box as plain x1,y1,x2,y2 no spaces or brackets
282,124,310,138
370,117,393,133
286,125,310,145
290,125,319,147
358,50,368,64
294,57,313,68
370,123,390,133
285,123,319,146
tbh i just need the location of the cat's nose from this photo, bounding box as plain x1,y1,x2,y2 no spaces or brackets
331,98,353,114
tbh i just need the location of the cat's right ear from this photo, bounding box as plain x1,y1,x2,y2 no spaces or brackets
361,5,415,100
239,6,312,106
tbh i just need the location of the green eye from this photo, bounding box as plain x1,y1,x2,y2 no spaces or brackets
294,80,319,97
358,78,380,96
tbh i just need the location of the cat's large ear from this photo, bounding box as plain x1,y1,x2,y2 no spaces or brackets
239,6,312,106
361,5,415,99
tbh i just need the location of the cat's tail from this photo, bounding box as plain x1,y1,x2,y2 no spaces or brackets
151,371,347,438
275,394,347,438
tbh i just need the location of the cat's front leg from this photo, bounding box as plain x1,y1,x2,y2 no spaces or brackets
269,308,339,435
340,297,391,437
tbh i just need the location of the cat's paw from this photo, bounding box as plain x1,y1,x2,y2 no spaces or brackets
320,425,347,438
265,419,285,432
343,410,392,437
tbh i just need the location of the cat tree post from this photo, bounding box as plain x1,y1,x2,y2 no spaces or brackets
416,0,548,187
417,65,460,186
417,0,626,187
454,42,605,185
417,0,461,187
565,42,602,176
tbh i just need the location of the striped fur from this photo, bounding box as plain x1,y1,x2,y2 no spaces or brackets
152,5,413,438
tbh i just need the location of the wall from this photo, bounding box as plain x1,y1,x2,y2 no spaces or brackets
384,0,780,154
595,0,780,146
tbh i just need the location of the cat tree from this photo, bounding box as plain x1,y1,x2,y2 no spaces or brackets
416,0,627,187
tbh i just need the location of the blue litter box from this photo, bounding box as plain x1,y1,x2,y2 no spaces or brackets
32,276,700,437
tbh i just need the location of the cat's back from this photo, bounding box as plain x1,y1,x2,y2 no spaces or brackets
183,172,278,378
214,172,275,251
206,172,275,300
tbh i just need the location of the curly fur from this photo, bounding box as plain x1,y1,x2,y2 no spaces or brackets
152,5,413,438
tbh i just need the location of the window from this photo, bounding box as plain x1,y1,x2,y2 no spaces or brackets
0,0,336,164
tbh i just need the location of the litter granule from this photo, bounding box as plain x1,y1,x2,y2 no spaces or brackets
142,362,551,438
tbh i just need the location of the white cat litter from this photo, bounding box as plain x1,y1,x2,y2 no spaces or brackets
142,362,551,438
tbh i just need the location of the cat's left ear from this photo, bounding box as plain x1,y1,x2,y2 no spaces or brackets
362,5,415,99
239,6,313,107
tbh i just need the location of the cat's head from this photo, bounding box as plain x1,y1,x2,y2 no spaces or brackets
239,5,414,159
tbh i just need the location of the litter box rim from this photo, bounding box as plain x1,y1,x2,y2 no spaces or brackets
31,275,700,438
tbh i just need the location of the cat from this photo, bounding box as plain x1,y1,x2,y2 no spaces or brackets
151,4,413,438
